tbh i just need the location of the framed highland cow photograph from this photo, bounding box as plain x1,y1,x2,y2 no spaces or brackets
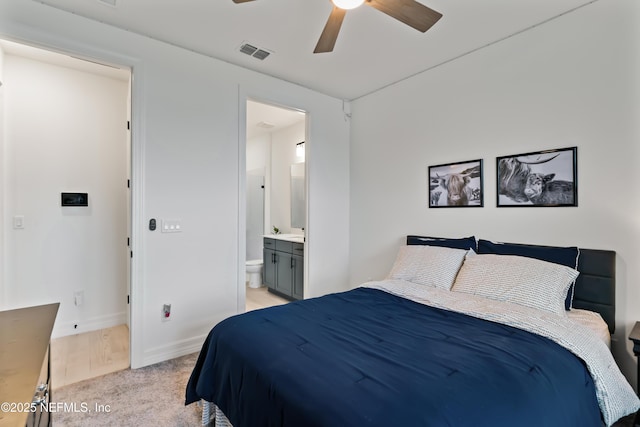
496,147,577,207
428,159,483,208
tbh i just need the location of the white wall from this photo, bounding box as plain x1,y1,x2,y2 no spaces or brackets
0,44,5,302
246,135,270,173
246,133,270,260
2,53,129,337
0,0,350,368
271,122,305,235
350,0,640,388
247,133,271,236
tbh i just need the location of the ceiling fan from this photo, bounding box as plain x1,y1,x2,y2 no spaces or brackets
231,0,442,54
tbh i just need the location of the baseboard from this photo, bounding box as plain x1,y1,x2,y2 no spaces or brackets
52,311,127,339
140,334,206,367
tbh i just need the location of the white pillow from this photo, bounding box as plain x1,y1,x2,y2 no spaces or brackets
451,253,579,316
388,245,468,290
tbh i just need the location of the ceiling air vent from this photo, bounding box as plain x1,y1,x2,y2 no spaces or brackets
256,121,275,129
252,49,271,60
239,42,273,61
239,43,258,56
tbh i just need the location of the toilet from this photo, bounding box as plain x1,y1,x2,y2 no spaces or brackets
246,259,264,288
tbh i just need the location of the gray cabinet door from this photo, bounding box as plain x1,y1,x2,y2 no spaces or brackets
275,252,293,296
292,254,303,300
263,248,276,288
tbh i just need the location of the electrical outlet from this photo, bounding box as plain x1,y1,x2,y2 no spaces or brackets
162,304,171,321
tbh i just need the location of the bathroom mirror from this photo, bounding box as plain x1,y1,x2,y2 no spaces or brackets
290,162,305,229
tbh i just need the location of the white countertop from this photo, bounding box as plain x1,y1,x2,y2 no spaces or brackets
264,234,305,243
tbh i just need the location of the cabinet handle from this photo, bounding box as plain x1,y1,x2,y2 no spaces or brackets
33,389,48,406
291,258,295,269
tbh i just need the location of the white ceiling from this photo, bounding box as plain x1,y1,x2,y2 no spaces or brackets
32,0,597,100
246,100,305,140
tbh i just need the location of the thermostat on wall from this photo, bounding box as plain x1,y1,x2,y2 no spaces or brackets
61,192,88,207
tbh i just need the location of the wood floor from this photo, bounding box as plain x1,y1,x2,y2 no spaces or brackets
51,285,289,389
246,285,289,312
50,323,130,389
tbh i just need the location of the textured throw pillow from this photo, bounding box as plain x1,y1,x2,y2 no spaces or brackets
407,235,477,251
477,239,579,310
388,245,468,290
451,253,579,316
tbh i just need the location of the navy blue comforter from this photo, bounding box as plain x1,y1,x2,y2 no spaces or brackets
186,287,601,427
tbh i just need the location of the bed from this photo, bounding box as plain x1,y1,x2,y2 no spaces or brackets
186,236,640,426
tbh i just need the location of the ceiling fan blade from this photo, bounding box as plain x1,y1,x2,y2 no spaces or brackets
232,0,256,3
366,0,442,33
314,6,347,54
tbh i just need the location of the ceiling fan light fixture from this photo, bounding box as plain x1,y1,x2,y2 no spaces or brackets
331,0,365,10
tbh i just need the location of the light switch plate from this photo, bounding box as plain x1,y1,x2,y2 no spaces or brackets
13,215,25,229
161,219,182,233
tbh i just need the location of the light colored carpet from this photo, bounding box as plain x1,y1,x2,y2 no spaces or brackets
52,350,638,427
53,352,203,427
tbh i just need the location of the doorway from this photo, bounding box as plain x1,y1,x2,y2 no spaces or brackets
0,40,132,383
244,100,307,311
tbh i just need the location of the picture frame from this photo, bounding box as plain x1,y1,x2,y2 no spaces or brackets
496,147,577,207
428,159,483,208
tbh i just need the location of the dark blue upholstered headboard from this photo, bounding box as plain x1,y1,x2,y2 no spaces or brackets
572,248,616,334
406,236,616,334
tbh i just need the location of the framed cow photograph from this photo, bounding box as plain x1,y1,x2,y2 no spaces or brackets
428,159,483,208
496,147,577,207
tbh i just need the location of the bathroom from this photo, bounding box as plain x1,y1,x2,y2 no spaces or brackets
245,100,306,306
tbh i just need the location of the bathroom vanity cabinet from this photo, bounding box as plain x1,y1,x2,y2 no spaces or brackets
264,237,303,300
